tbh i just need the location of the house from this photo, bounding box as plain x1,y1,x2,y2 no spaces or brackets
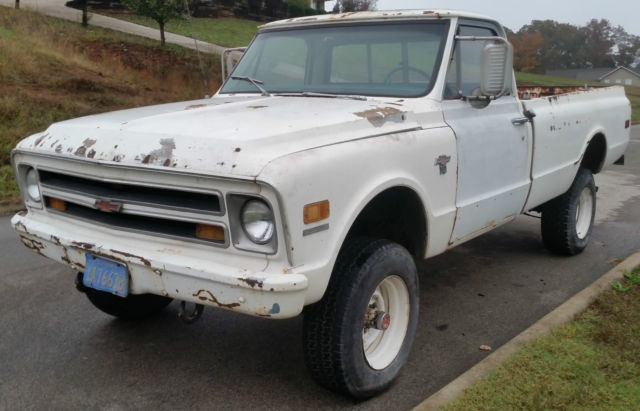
546,66,640,87
309,1,325,9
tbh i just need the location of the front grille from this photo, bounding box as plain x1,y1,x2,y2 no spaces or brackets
38,169,227,246
39,170,222,215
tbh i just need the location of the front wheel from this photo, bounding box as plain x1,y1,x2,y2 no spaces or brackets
541,167,596,255
303,238,419,399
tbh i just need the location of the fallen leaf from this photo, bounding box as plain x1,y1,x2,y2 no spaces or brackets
479,345,492,351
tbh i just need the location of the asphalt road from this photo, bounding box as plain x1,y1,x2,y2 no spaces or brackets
1,126,639,410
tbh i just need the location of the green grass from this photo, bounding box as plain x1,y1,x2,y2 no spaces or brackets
442,265,640,410
102,11,261,47
0,7,221,201
516,72,640,123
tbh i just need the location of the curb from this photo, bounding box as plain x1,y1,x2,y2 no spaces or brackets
413,250,640,411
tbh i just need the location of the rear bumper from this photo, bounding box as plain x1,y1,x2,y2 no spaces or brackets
11,212,308,319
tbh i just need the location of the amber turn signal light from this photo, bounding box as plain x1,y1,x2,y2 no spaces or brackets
195,224,225,242
304,200,330,224
48,197,67,211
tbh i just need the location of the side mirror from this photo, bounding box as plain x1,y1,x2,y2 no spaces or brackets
481,42,513,97
221,47,247,81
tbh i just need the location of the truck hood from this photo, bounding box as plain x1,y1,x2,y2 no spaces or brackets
17,95,424,179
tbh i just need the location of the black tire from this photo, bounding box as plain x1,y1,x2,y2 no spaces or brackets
541,167,596,255
79,276,173,321
303,238,419,399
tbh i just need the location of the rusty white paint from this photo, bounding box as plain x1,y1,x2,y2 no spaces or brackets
522,86,630,210
10,11,631,317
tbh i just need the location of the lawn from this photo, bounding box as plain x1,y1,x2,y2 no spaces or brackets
101,11,261,47
0,6,221,204
442,266,640,410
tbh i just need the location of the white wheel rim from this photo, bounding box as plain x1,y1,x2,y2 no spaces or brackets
362,275,410,370
575,187,593,240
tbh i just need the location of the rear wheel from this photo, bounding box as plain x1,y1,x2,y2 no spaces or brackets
303,238,419,399
77,273,172,320
541,167,596,255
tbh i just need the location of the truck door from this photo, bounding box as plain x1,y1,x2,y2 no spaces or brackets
442,23,532,245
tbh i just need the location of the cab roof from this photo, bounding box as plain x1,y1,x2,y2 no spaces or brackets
260,9,499,30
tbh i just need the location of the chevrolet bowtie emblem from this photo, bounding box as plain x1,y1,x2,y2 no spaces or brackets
94,199,123,213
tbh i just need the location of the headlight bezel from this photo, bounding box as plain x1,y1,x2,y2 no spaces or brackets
227,193,278,254
26,167,42,202
240,199,275,245
15,164,43,208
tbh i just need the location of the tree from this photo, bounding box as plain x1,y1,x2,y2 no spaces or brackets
519,20,585,72
333,0,377,12
579,19,615,68
510,32,543,72
122,0,185,46
82,0,89,28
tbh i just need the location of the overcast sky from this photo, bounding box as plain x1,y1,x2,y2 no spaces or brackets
324,1,640,36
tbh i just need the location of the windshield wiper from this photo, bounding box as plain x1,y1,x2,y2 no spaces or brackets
230,76,271,96
276,91,367,101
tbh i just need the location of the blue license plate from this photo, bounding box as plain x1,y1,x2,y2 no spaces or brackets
83,254,129,297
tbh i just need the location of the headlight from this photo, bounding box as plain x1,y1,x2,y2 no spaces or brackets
241,199,275,244
26,168,41,202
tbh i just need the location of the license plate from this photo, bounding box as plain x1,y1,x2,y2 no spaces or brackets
83,254,129,297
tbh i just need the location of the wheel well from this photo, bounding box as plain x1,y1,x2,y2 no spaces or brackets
581,133,606,174
345,187,427,258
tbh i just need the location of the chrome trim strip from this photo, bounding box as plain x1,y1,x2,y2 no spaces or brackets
46,208,231,249
303,224,329,237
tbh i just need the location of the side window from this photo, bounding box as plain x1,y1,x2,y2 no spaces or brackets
444,25,497,99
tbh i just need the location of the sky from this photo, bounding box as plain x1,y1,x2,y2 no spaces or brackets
323,0,640,36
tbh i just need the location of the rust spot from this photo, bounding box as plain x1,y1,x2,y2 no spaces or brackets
238,277,264,288
354,107,405,127
192,290,241,309
20,236,45,255
74,138,97,157
14,220,27,233
50,235,61,245
33,133,47,147
110,249,151,267
50,140,59,148
517,86,586,100
61,255,71,264
185,104,208,110
162,158,171,167
141,138,176,166
72,241,95,250
234,147,241,152
87,149,96,159
247,105,267,110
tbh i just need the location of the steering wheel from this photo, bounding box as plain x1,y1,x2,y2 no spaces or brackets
384,66,431,84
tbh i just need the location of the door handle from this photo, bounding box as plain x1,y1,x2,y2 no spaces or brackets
511,117,530,126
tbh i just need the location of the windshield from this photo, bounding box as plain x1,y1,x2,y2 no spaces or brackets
220,21,449,98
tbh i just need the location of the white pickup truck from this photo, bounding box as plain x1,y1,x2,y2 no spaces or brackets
11,9,630,398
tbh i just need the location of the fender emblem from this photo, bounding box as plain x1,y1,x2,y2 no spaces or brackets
94,199,123,213
435,155,451,175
